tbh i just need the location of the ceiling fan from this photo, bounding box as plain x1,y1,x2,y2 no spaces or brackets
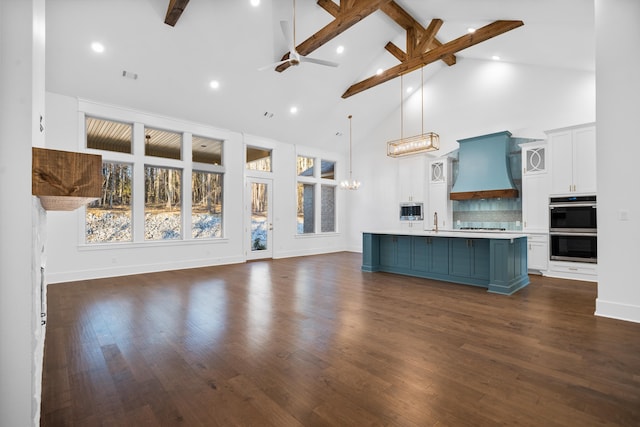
258,0,338,71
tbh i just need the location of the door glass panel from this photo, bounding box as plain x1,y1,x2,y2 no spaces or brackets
251,182,268,251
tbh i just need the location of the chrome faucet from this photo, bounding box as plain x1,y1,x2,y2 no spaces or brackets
433,212,438,232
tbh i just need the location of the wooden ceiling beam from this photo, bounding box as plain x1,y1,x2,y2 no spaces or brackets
417,18,443,54
275,0,394,72
380,1,455,66
384,42,406,62
317,0,340,17
342,20,524,98
164,0,190,27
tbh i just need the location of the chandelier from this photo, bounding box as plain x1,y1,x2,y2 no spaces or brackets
340,115,360,190
387,68,439,157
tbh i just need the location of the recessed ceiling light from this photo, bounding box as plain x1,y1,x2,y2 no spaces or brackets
376,68,384,75
209,80,220,89
336,45,345,54
250,0,260,6
406,86,413,93
492,55,501,61
467,28,476,34
290,106,298,114
91,42,105,53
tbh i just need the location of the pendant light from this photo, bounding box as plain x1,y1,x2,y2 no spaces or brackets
386,67,439,157
340,115,360,190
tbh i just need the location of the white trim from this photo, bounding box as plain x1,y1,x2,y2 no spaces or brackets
595,299,640,324
47,255,245,284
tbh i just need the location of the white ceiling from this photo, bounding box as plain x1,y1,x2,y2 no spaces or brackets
45,0,594,153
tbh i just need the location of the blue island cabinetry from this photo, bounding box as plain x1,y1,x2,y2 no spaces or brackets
362,231,529,295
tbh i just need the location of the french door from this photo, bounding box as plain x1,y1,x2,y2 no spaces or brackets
246,177,273,260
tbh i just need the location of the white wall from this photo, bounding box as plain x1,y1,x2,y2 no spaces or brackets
594,0,640,323
0,0,46,425
348,58,596,251
45,93,348,283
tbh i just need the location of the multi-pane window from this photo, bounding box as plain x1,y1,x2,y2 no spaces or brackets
144,166,182,240
192,171,223,239
296,155,337,234
86,162,133,243
84,115,224,244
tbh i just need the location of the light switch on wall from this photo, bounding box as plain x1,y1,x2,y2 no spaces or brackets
618,210,630,221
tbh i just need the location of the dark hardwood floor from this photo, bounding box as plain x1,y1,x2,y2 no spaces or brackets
41,252,640,426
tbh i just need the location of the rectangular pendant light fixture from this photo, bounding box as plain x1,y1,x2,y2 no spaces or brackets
387,132,440,157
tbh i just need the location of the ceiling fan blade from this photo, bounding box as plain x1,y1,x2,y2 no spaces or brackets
299,56,339,67
257,59,290,71
280,20,295,53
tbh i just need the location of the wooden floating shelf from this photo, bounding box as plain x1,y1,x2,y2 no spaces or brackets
32,147,102,211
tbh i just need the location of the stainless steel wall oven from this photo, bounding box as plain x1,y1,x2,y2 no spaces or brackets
549,195,597,263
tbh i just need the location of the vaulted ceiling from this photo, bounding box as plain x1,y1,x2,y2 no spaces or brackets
45,0,594,153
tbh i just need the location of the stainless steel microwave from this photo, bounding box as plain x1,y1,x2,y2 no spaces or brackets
399,203,423,221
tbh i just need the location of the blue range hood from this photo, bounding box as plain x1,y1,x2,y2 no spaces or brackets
450,131,519,200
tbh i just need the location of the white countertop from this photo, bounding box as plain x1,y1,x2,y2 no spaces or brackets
363,229,527,240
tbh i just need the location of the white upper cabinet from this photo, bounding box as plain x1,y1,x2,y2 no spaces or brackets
548,123,596,195
521,141,551,232
398,155,426,202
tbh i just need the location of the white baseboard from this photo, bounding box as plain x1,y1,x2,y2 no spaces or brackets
47,255,245,283
595,299,640,324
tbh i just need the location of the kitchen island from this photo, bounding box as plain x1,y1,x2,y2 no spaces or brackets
362,230,529,295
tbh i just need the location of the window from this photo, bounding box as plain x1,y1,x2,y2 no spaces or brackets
86,117,132,153
86,162,132,243
144,166,182,240
296,155,337,234
297,156,314,176
192,171,223,239
297,183,315,234
145,128,182,160
321,185,336,232
193,135,223,165
321,160,335,180
246,146,272,171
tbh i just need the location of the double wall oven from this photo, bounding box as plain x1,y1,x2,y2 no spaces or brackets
549,195,597,263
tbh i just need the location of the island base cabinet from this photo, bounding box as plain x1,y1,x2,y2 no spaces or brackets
449,238,490,282
412,236,449,275
379,235,411,270
362,233,529,295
